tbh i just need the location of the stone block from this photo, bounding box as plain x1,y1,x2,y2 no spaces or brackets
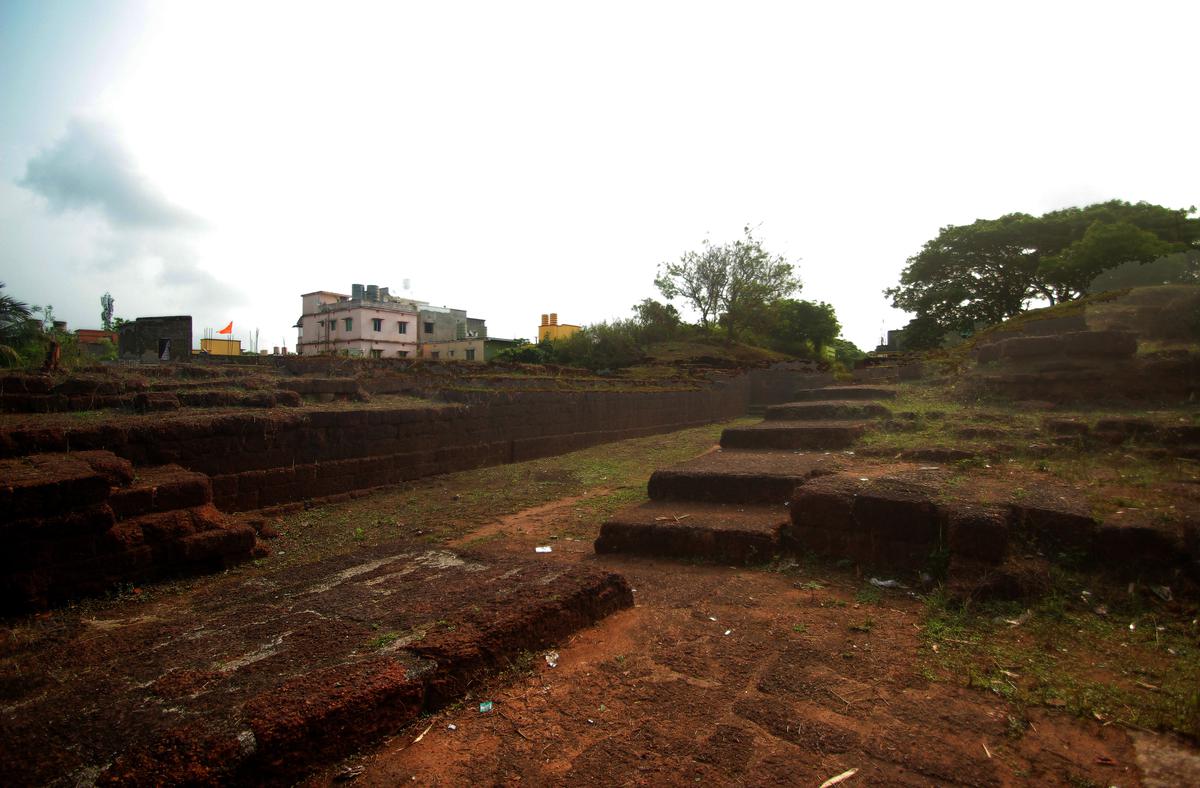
852,477,939,544
1000,335,1063,360
945,504,1009,563
1061,330,1138,358
132,392,182,413
1009,493,1097,559
788,474,866,533
1095,510,1185,569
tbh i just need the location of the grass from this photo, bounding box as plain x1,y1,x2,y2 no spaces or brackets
640,338,790,366
856,381,1199,525
919,580,1200,739
854,584,883,605
844,380,1200,739
264,418,755,568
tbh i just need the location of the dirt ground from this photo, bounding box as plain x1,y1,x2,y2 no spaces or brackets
306,492,1193,787
4,418,1198,786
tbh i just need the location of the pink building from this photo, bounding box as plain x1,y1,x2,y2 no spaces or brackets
295,285,420,358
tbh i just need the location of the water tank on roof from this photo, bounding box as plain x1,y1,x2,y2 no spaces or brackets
352,283,365,300
366,284,379,301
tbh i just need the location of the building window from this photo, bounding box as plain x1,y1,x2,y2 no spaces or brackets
398,350,409,357
344,318,353,331
424,321,435,334
449,349,455,357
372,318,382,332
466,349,476,361
370,349,383,358
398,321,408,334
431,351,440,359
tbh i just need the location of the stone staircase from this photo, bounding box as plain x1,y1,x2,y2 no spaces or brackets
596,385,895,564
721,386,895,451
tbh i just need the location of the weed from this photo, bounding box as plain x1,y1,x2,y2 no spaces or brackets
849,618,874,633
792,624,808,634
855,585,882,606
367,632,399,649
925,544,951,582
1005,714,1028,739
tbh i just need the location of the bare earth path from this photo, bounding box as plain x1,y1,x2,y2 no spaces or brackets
314,494,1148,787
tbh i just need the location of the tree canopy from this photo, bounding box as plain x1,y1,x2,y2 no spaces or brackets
763,299,840,357
886,200,1200,341
656,226,800,339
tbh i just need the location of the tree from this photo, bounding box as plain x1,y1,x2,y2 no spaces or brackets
1040,221,1175,297
1089,250,1200,292
101,292,115,331
657,226,800,339
765,299,840,357
654,240,727,329
830,338,866,366
630,298,682,343
886,200,1200,337
0,282,36,366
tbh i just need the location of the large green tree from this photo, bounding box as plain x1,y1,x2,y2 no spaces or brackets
886,200,1200,339
656,226,800,339
764,299,840,356
630,298,683,343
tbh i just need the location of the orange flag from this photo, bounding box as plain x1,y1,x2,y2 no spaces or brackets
218,322,233,334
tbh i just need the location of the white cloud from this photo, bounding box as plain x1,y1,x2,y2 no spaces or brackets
19,118,202,229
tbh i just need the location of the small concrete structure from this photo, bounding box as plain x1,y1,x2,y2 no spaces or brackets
199,337,242,356
73,329,118,358
118,316,192,362
538,312,580,342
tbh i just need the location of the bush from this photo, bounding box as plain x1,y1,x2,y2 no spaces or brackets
830,338,866,365
546,320,644,370
490,342,553,364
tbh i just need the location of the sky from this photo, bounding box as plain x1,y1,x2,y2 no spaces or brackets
1,1,1197,353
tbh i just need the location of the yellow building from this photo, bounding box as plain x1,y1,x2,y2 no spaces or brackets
200,337,242,356
537,313,580,342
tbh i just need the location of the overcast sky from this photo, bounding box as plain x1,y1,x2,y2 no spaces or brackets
2,1,1197,352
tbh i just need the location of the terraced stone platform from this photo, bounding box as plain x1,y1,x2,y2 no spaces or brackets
646,449,844,504
786,469,1199,596
1,451,256,612
788,385,897,402
595,501,787,564
765,400,892,421
0,546,632,786
719,420,866,450
601,438,1200,593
